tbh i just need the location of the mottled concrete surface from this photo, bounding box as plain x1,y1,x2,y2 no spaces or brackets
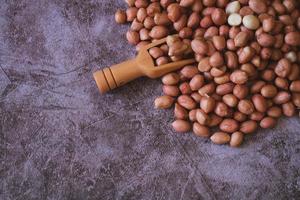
0,0,300,200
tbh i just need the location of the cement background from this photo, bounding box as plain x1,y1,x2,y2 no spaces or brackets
0,0,300,199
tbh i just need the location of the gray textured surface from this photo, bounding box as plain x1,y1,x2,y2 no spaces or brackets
0,0,300,199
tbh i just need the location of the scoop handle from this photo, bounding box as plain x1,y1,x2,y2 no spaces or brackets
93,59,143,94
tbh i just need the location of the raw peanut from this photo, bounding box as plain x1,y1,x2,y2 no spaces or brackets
214,73,230,84
220,118,239,133
167,3,181,22
234,31,250,47
115,10,127,24
180,65,199,79
126,30,140,45
137,8,147,22
207,114,223,127
126,7,138,22
290,81,300,92
273,91,291,104
215,102,231,117
212,36,226,51
172,120,191,133
226,39,236,51
187,12,200,28
173,15,187,31
261,85,278,98
144,17,155,29
223,94,238,107
292,93,300,107
267,106,282,118
210,66,226,77
131,19,143,31
166,35,180,46
275,77,289,90
250,42,261,54
139,28,150,41
260,117,277,128
251,81,266,93
234,111,247,122
283,0,296,12
229,26,241,39
196,109,211,125
149,26,169,39
250,112,265,121
210,132,230,145
192,0,203,12
193,123,210,137
285,51,297,63
174,103,188,119
200,15,213,28
240,120,258,134
179,82,192,94
282,102,295,117
198,83,216,96
154,12,171,25
163,85,180,97
154,95,174,109
216,83,235,95
275,58,292,78
219,25,230,37
160,0,173,8
284,32,300,46
191,92,202,103
191,39,208,55
204,27,219,39
209,52,224,67
179,27,193,39
198,58,211,73
212,8,227,25
233,84,249,99
125,0,135,7
189,74,204,91
202,0,216,7
200,96,216,113
228,13,242,26
135,0,148,8
230,70,248,84
180,0,195,7
239,6,254,16
178,95,196,110
241,63,256,78
162,73,180,85
194,28,205,38
230,131,244,147
288,64,300,81
239,46,255,64
225,51,238,69
226,1,241,14
168,41,188,56
249,0,267,14
189,109,197,122
261,69,275,81
136,41,150,51
260,48,272,60
147,2,161,17
156,56,169,65
257,33,275,47
149,47,164,59
252,94,267,113
242,15,260,30
238,99,255,115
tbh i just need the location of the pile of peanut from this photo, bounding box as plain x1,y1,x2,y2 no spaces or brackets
115,0,300,147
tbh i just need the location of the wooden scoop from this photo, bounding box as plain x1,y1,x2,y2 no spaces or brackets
93,36,195,94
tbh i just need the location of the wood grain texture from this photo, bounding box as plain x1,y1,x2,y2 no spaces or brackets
0,0,299,199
